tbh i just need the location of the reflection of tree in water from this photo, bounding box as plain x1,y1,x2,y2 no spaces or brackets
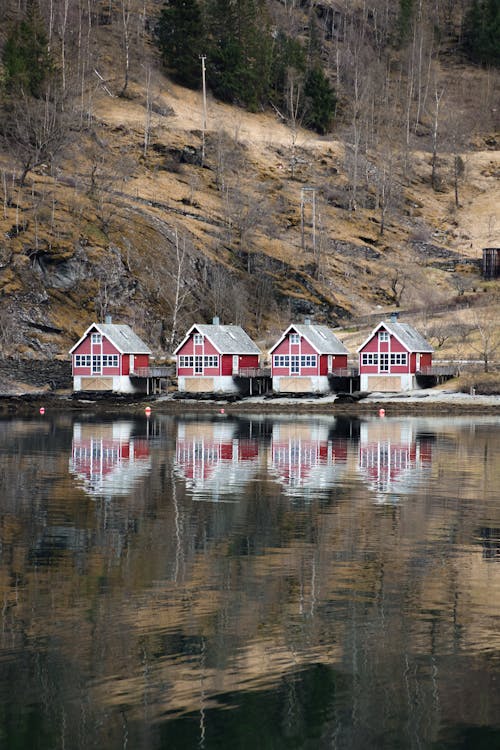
2,416,500,748
479,527,500,560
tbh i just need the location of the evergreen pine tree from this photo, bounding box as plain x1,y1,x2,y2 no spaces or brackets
303,66,336,134
2,3,53,98
205,0,272,108
398,0,414,44
268,32,306,108
156,0,205,89
463,0,500,66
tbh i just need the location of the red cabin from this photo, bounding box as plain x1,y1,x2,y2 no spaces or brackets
174,319,260,393
70,321,152,393
269,322,348,393
357,314,433,392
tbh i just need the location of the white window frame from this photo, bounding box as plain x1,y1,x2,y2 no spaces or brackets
204,355,219,368
273,355,290,368
102,354,119,368
300,354,317,368
379,331,389,342
289,333,300,345
361,353,378,366
91,333,102,344
179,355,194,369
291,355,300,374
194,355,203,374
75,354,91,368
379,353,389,372
193,333,203,345
390,352,407,366
92,355,101,374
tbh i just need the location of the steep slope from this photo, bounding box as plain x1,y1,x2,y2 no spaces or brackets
0,63,498,362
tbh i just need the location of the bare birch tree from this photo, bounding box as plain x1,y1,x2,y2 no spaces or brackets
167,228,191,352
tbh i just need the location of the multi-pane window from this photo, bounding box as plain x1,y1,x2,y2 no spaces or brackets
92,355,101,373
379,331,389,342
102,354,119,368
204,355,218,368
290,333,300,344
179,356,194,368
362,353,378,365
91,333,102,344
300,355,317,368
75,355,91,368
274,355,290,368
291,355,299,374
380,353,389,371
193,333,203,345
390,353,407,366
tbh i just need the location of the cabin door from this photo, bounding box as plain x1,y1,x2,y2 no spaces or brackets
232,355,239,375
328,355,333,373
92,355,101,375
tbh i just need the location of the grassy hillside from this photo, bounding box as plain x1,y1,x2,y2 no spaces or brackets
0,0,498,366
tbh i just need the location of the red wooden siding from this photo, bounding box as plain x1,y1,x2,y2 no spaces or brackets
176,332,258,377
73,333,121,375
419,352,432,369
72,331,149,377
239,354,259,368
221,354,232,376
133,354,149,370
271,331,347,377
359,328,431,375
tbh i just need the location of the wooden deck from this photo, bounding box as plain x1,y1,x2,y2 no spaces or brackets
132,366,174,378
237,367,272,378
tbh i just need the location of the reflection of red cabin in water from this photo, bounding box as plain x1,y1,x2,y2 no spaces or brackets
357,313,433,392
175,420,259,498
70,422,151,497
358,420,433,500
270,419,348,496
70,320,152,393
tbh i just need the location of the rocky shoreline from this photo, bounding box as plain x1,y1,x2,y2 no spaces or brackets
1,356,499,417
1,388,500,417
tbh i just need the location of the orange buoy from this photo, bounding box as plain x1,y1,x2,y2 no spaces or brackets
39,407,45,415
379,408,385,417
145,406,152,416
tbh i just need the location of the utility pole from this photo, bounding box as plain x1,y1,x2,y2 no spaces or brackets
300,187,316,254
200,55,207,167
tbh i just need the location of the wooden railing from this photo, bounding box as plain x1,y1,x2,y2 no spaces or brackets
418,364,459,376
329,367,359,377
237,367,272,378
237,367,359,378
132,366,174,378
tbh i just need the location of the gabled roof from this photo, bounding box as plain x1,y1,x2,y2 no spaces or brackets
357,319,433,353
70,323,152,355
174,324,260,355
269,324,349,355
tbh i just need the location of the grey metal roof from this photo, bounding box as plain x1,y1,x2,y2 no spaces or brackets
387,320,433,352
357,319,433,353
189,324,261,355
95,324,152,354
270,324,349,355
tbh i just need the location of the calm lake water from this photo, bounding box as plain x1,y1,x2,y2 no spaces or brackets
1,411,500,749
